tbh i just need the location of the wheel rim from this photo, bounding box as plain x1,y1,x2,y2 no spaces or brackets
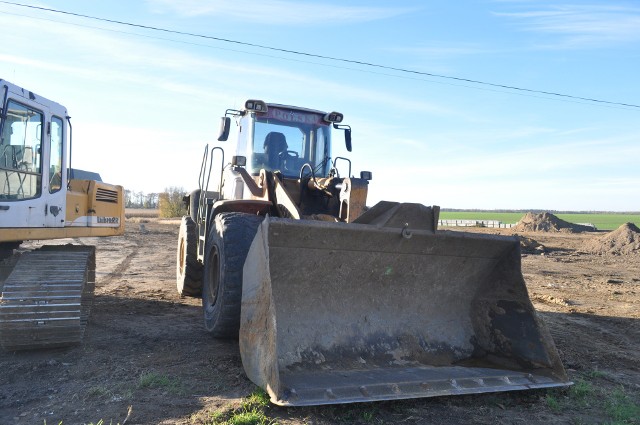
178,237,186,276
205,245,220,310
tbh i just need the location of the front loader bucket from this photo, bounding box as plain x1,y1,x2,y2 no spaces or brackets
240,212,569,406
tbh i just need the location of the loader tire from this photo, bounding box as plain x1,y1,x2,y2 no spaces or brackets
176,216,203,297
189,189,201,223
202,212,264,339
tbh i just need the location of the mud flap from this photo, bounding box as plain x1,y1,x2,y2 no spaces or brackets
240,214,569,406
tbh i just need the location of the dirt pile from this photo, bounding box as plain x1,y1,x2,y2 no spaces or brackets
512,212,593,233
583,222,640,255
517,235,546,254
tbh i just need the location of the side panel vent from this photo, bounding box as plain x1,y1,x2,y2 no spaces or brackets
96,188,118,203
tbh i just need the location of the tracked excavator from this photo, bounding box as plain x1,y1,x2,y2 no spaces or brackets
177,99,570,406
0,79,124,351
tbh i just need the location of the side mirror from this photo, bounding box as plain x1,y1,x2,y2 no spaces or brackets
345,128,352,152
334,124,352,152
218,117,230,141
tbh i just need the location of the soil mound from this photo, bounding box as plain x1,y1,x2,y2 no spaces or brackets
583,222,640,255
517,235,546,254
512,212,592,233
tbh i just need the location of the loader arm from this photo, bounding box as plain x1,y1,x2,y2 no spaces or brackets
233,164,368,223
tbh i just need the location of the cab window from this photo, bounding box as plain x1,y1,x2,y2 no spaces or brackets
0,100,43,199
50,117,64,193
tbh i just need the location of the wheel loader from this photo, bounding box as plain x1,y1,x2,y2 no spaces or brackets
0,79,125,350
177,99,570,406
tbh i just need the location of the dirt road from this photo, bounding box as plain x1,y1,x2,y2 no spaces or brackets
1,219,638,424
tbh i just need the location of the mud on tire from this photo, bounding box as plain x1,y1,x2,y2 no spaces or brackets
202,212,264,338
176,216,203,297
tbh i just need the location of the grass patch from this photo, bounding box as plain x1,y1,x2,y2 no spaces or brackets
203,388,276,425
226,408,272,425
542,376,639,424
87,385,113,398
85,384,132,403
570,380,594,399
585,369,608,379
545,392,562,412
138,371,184,395
605,388,640,424
569,380,595,408
241,388,271,410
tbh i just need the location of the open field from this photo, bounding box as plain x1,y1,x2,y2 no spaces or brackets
126,209,640,230
124,208,160,219
439,211,640,230
1,219,638,424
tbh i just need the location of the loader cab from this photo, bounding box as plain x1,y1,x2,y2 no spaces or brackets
249,106,333,178
226,101,347,179
0,80,68,228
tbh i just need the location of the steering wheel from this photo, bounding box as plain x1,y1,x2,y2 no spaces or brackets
278,150,299,170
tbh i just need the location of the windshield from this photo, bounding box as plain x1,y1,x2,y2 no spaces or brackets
250,107,331,178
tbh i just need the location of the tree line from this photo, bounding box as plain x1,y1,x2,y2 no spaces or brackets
125,187,188,218
124,190,159,209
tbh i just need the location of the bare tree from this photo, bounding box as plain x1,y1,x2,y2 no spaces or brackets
159,187,187,218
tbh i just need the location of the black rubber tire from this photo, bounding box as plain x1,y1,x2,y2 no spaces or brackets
176,216,203,297
202,212,264,339
189,189,201,223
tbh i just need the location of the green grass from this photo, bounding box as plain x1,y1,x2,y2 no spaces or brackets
542,373,639,424
439,211,640,230
545,393,562,411
203,388,276,425
569,380,596,409
605,388,640,424
226,408,272,425
556,214,640,231
138,372,184,395
242,389,271,410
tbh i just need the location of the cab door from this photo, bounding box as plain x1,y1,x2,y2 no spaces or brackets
43,115,67,228
0,97,64,228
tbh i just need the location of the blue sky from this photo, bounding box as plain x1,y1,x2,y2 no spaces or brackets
1,0,638,211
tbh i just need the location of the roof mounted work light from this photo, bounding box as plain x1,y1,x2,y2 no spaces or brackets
323,111,343,123
245,100,268,113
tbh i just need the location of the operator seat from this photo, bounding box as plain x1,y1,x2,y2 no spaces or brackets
263,132,288,170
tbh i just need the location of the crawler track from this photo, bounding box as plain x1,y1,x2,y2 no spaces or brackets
0,246,95,351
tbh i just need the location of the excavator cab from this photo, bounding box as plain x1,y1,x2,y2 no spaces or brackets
0,79,124,350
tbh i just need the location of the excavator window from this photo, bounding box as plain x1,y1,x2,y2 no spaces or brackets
49,116,64,193
0,100,43,200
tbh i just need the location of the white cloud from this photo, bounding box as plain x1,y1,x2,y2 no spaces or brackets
0,8,453,119
145,0,415,25
388,43,493,58
494,4,640,48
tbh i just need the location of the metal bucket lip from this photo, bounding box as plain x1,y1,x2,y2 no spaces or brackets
272,365,571,406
